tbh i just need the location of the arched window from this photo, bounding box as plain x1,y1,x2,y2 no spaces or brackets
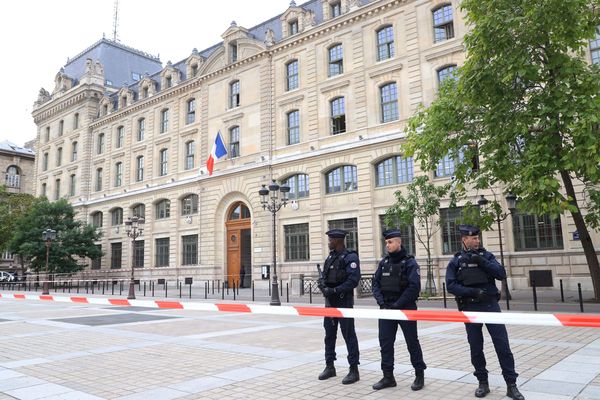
228,202,251,220
330,97,346,134
375,156,413,187
229,80,240,108
281,174,309,199
5,165,20,188
433,4,454,43
376,25,395,61
156,199,171,219
181,194,199,215
111,208,123,226
437,64,457,84
132,203,145,218
186,98,196,124
328,44,344,76
380,82,399,123
325,165,357,194
286,60,299,91
91,211,103,228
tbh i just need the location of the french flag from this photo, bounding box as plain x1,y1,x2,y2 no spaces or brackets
206,131,228,176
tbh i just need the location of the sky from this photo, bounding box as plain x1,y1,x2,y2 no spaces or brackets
0,0,289,147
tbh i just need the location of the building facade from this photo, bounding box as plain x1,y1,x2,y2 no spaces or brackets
32,0,600,291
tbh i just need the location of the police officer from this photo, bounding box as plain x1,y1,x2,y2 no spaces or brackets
372,229,426,391
446,225,524,400
318,229,361,384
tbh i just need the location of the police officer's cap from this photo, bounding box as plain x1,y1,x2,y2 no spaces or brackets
326,229,348,238
458,224,480,236
383,229,402,240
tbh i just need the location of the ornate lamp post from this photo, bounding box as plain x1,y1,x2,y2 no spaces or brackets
477,193,517,300
125,216,145,300
258,179,290,306
41,229,56,295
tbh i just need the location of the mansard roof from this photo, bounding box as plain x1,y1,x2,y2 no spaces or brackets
0,140,35,157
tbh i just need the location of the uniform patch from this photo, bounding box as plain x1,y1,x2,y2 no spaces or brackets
415,267,420,276
350,262,358,269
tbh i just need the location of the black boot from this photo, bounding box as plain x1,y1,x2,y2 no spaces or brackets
372,372,396,390
506,383,525,400
318,362,336,380
342,364,359,384
475,381,490,398
411,369,424,391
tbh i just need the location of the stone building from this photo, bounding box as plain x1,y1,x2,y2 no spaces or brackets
0,140,35,270
32,0,600,292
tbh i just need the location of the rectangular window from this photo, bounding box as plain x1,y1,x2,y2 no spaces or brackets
159,149,168,176
440,207,465,254
115,163,122,187
286,60,299,91
42,153,48,171
185,141,195,170
45,127,50,142
91,245,101,269
330,97,346,134
73,113,79,130
590,26,600,65
54,179,60,200
513,210,563,251
136,156,144,181
331,1,341,17
182,235,198,265
95,168,103,191
116,126,124,148
186,99,196,124
230,81,240,108
58,120,64,136
435,153,457,178
137,118,145,141
111,242,122,269
134,240,144,268
69,174,76,196
230,126,240,158
160,109,169,133
328,218,358,253
56,147,62,166
289,20,299,35
381,83,399,123
155,238,170,267
377,26,395,61
433,5,454,43
284,223,310,261
328,44,344,77
71,142,78,162
97,133,105,154
230,43,238,63
379,215,416,256
41,183,47,197
111,209,123,226
287,110,300,145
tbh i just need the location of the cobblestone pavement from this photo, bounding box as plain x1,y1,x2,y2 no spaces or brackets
0,296,599,400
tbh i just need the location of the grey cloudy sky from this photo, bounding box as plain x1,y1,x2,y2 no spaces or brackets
0,0,288,147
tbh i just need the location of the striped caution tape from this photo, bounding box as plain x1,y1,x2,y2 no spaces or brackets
1,292,599,328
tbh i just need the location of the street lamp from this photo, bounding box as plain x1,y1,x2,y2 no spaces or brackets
125,216,145,300
41,229,56,295
477,193,517,300
258,179,290,306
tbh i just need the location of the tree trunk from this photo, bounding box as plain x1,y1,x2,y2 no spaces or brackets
560,170,600,300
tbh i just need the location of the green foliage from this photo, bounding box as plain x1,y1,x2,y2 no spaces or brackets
385,176,453,263
7,198,102,274
0,186,36,252
405,0,600,225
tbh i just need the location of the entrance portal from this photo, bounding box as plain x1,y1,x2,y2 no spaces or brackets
225,202,251,288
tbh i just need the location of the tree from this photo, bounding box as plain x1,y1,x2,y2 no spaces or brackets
404,0,600,299
7,198,102,275
385,176,452,296
0,187,36,253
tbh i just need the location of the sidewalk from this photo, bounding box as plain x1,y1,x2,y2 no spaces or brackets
0,293,599,399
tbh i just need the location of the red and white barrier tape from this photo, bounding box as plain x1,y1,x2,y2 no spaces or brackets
1,292,599,328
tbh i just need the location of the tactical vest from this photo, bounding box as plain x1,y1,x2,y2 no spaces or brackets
456,251,492,287
380,256,411,295
324,251,349,286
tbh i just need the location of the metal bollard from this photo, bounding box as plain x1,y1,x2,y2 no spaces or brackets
280,279,283,296
204,281,208,299
309,283,312,304
151,281,155,297
578,283,584,313
252,280,255,302
222,282,225,300
179,282,182,299
119,281,123,296
165,281,168,298
532,280,538,311
442,282,447,309
233,282,236,301
189,283,192,299
560,279,565,302
286,283,289,303
143,281,146,297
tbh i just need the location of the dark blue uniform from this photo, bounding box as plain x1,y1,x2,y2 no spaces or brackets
322,248,361,366
446,248,518,384
373,247,426,374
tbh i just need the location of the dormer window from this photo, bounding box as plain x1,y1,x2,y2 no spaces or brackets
142,86,149,98
103,104,108,115
289,19,299,35
230,43,238,63
191,64,198,77
165,76,172,89
331,1,342,17
121,96,127,108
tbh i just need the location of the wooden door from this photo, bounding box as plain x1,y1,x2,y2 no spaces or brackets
227,229,241,288
225,202,251,288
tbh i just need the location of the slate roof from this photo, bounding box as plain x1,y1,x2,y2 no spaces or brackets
0,140,35,157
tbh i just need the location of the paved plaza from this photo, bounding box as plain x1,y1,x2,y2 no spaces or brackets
1,294,599,400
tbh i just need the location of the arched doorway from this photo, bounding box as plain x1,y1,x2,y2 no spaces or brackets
225,202,251,288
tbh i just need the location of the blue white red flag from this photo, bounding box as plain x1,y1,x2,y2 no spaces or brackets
206,131,228,176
